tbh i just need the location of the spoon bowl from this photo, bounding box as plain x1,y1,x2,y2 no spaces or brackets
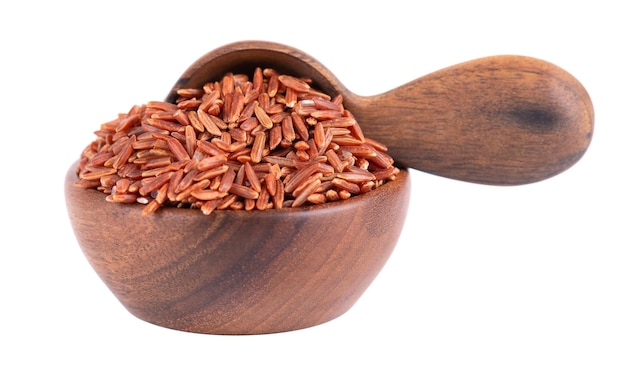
168,40,593,185
65,162,411,335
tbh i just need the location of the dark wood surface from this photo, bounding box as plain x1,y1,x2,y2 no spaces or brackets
168,41,593,185
65,163,411,334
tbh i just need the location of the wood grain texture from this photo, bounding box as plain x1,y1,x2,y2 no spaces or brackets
65,162,411,335
347,56,594,185
168,41,593,185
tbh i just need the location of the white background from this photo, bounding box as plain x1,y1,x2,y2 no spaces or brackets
1,1,624,366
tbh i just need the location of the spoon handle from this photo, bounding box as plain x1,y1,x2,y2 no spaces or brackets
346,56,594,185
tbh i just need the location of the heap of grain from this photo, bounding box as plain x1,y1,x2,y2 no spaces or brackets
75,67,399,215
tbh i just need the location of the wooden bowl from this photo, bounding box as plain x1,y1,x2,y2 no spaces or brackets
65,161,410,334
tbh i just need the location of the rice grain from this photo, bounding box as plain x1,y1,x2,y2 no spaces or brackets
75,67,398,215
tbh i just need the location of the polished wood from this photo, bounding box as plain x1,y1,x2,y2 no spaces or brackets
66,41,593,334
167,40,593,185
65,162,411,335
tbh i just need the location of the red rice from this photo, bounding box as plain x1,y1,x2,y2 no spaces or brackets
75,67,399,215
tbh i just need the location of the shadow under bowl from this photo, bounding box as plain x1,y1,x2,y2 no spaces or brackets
65,161,411,335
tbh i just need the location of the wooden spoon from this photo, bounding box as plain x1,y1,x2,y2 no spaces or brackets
166,40,593,185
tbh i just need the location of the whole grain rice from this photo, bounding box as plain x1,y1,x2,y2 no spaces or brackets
75,68,400,215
